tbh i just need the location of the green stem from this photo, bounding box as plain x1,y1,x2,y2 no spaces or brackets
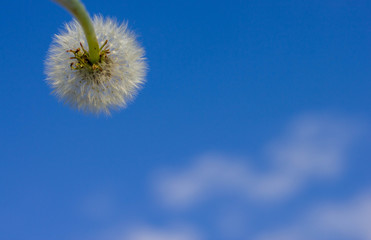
53,0,100,64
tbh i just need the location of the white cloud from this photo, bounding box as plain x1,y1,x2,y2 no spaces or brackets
256,190,371,240
267,114,359,177
154,154,254,207
153,113,361,208
70,224,203,240
311,192,371,239
124,226,203,240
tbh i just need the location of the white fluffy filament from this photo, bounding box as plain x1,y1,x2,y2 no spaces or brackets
45,16,147,115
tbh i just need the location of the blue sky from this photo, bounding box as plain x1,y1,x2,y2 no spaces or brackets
0,0,370,240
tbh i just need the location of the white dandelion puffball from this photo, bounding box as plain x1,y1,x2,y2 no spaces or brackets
45,16,147,114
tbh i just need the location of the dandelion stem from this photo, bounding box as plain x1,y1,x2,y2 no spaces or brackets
52,0,100,64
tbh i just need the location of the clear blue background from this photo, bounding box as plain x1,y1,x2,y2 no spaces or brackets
0,0,370,240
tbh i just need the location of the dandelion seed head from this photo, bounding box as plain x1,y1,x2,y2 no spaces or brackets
45,16,147,115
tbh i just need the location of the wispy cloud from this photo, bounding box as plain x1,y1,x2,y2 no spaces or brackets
75,224,203,240
153,113,361,208
124,225,203,240
256,190,371,240
70,113,368,240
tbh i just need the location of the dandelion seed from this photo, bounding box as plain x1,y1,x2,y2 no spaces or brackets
46,0,147,115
